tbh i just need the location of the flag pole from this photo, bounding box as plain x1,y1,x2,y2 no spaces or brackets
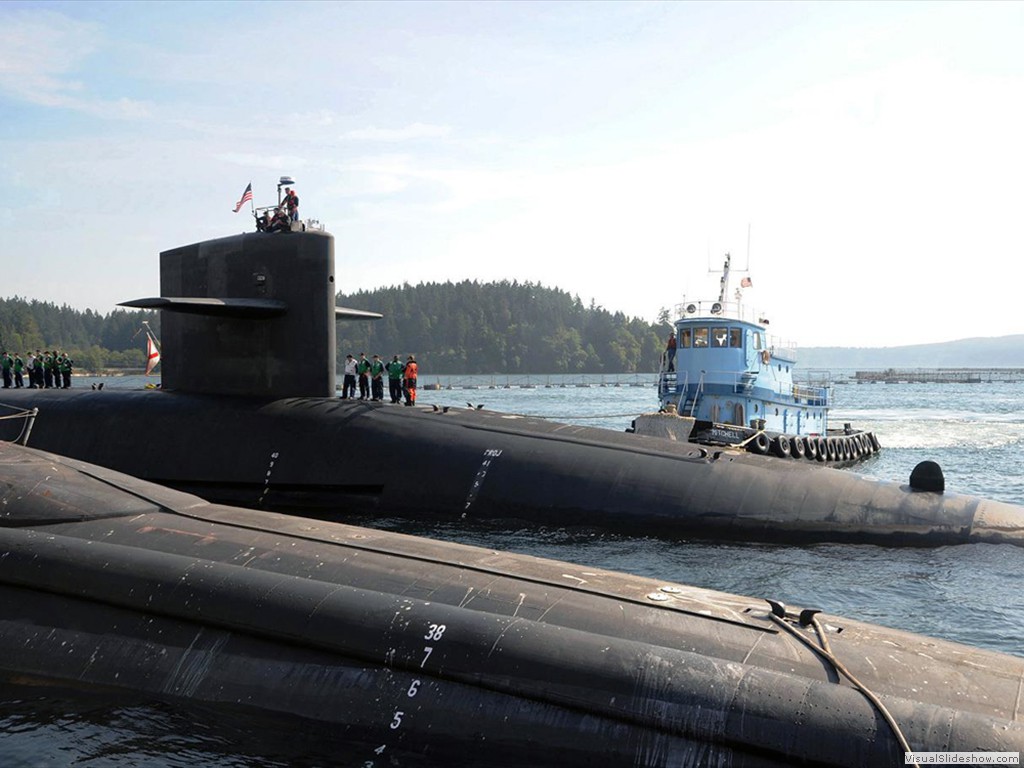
141,321,160,352
249,181,257,229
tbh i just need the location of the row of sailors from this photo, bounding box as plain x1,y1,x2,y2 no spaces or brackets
1,351,74,389
342,353,418,406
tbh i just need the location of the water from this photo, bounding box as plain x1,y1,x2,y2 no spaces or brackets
3,375,1024,765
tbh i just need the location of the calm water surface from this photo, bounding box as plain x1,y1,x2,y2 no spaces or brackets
3,375,1023,765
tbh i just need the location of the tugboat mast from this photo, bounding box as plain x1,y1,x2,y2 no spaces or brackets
717,253,732,304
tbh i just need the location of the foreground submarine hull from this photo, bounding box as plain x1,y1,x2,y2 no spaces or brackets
2,440,1022,766
2,388,1024,546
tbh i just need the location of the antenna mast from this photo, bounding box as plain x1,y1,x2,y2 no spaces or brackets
718,253,731,304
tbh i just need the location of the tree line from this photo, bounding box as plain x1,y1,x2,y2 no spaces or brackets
337,280,672,374
1,281,673,375
0,298,160,372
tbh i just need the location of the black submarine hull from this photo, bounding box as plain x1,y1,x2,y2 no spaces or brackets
3,229,1022,547
2,387,1024,546
2,440,1022,766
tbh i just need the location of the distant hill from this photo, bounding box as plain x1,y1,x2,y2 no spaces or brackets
800,335,1024,370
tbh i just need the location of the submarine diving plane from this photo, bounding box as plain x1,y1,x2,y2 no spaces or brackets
1,224,1024,546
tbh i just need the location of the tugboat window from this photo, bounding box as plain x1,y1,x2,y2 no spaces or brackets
729,329,742,348
693,328,709,347
753,332,762,349
712,330,728,347
680,328,692,348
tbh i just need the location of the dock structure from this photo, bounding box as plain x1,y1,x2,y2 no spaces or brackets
852,368,1024,384
420,374,658,390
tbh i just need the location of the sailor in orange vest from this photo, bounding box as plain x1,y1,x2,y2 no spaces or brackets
403,355,418,406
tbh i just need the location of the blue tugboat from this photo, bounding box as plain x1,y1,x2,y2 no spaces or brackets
634,254,879,465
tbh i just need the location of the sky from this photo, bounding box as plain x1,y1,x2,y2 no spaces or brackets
1,0,1023,348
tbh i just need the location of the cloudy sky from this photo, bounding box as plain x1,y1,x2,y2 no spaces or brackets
2,1,1022,347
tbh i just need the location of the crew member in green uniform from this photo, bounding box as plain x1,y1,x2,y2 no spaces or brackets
369,354,385,402
356,353,371,400
1,352,11,389
31,350,43,388
59,353,73,388
43,351,56,389
12,353,24,388
386,355,404,404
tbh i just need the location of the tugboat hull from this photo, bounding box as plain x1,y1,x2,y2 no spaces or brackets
631,412,880,467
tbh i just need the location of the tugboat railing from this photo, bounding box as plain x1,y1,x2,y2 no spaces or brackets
792,383,830,405
660,366,831,409
683,371,704,416
673,299,759,324
673,300,798,361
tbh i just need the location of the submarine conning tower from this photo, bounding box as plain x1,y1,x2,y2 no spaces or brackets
121,230,380,399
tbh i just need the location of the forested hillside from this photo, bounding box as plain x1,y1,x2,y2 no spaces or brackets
0,298,159,371
337,281,671,374
0,284,671,374
9,284,1016,375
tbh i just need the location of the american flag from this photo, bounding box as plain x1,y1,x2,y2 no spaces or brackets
232,182,253,213
740,277,753,288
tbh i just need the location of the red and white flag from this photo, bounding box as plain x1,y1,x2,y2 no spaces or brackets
145,335,161,375
740,277,753,288
232,182,253,213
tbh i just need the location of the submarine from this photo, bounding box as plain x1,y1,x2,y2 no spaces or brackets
2,227,1024,547
2,438,1022,766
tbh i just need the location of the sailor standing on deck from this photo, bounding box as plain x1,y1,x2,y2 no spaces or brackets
46,352,59,388
665,331,676,372
45,352,56,388
403,355,418,407
59,353,73,388
369,354,385,402
386,355,404,404
12,354,24,388
342,354,357,399
283,187,299,222
31,351,43,388
356,353,370,400
1,352,11,388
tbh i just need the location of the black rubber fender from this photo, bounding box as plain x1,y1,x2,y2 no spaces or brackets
791,436,806,459
772,435,791,459
750,432,771,455
804,438,819,461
